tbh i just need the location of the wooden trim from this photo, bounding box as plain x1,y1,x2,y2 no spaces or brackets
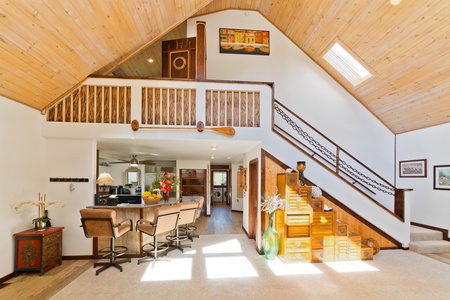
196,21,206,80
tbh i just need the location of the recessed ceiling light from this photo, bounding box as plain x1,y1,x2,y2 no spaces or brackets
211,146,217,151
147,58,154,63
211,155,215,159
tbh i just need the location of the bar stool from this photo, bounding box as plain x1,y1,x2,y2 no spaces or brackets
166,201,198,253
181,197,204,241
136,204,181,264
80,209,132,276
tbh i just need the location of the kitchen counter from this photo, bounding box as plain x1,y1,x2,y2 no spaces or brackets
87,197,179,209
86,198,180,256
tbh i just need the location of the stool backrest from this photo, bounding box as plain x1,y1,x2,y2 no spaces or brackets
178,202,199,226
153,204,181,235
195,197,205,219
80,209,116,238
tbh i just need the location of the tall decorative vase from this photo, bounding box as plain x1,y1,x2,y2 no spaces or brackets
262,211,279,260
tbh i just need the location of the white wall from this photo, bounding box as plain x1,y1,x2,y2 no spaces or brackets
187,10,395,182
397,123,450,236
0,96,46,278
44,138,97,255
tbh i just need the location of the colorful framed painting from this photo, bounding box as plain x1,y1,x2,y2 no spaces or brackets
399,159,427,178
433,165,450,190
219,28,270,55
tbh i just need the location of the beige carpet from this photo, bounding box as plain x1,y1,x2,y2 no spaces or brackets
51,234,450,300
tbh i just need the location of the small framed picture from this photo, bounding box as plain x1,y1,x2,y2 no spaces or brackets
399,159,427,178
433,165,450,190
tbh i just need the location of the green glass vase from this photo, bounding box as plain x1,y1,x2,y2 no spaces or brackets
262,211,279,260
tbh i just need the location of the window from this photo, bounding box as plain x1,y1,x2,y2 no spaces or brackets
213,171,227,186
323,42,372,86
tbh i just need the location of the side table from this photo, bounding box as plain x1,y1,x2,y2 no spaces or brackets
13,226,64,276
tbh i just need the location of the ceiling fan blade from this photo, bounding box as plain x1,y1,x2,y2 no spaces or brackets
131,120,235,137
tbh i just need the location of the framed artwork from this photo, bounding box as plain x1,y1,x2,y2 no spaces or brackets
433,165,450,190
399,159,427,178
219,28,270,55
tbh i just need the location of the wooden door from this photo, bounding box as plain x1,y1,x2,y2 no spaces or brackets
248,159,259,240
162,37,196,79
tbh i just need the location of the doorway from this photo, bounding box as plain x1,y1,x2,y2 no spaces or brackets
211,169,229,205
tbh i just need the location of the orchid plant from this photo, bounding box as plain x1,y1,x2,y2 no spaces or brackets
14,192,64,223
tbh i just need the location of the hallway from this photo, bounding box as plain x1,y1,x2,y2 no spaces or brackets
195,202,245,235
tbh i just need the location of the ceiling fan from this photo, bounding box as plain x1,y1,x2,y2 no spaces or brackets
102,155,155,166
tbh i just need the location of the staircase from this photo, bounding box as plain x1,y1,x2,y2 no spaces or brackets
409,225,450,254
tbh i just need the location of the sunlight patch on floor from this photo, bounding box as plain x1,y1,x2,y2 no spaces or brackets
324,261,379,273
140,258,192,281
267,257,323,275
205,256,258,279
183,248,197,255
202,238,242,254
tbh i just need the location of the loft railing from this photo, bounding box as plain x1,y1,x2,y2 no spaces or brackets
273,99,405,218
46,79,262,130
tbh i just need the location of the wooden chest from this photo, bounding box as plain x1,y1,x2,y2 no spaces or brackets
361,245,374,260
285,213,311,237
283,237,311,262
335,219,348,236
311,211,335,237
310,197,323,211
323,236,336,261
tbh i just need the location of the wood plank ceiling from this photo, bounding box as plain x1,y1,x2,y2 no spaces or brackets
0,0,449,134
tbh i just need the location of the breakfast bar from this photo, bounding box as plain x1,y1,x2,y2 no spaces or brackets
86,198,180,257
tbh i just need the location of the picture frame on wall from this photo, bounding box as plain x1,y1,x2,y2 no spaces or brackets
399,159,427,178
433,165,450,190
219,28,270,55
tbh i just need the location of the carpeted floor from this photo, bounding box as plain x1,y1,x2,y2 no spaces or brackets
50,234,450,300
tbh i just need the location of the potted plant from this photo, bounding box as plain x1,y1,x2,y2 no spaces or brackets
32,216,51,230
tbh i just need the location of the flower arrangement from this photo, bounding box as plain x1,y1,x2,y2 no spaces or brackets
159,171,179,195
14,193,64,226
14,193,65,211
143,172,179,202
261,188,285,214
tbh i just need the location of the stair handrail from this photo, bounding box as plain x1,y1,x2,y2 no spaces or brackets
273,99,401,213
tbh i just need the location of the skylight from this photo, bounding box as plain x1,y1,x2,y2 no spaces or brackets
324,42,372,86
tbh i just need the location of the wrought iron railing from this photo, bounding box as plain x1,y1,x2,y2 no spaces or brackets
273,99,397,211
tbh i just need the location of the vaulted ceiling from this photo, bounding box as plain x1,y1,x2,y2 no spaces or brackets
1,0,449,134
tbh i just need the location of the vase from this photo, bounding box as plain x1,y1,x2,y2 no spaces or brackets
262,211,279,260
35,221,47,231
163,191,170,201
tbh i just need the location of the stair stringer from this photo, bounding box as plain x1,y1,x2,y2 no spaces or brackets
261,132,411,247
